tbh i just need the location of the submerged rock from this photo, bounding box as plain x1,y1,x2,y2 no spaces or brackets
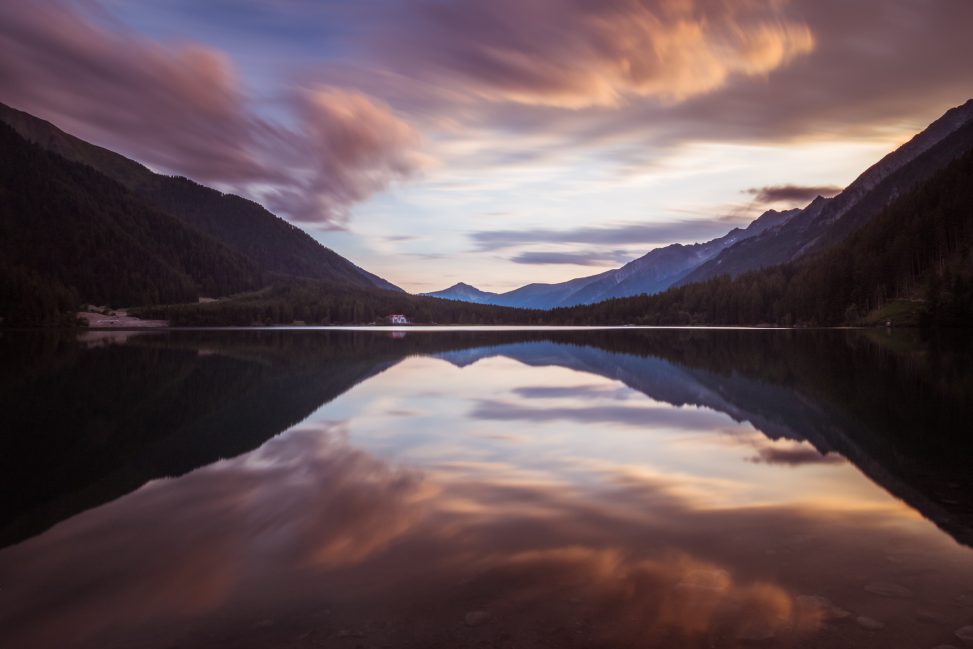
676,568,731,592
955,625,973,643
735,622,777,642
795,595,851,622
464,610,491,627
736,622,777,642
864,581,913,598
856,616,885,630
915,609,947,624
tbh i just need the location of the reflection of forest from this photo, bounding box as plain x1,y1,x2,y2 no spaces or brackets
1,328,970,548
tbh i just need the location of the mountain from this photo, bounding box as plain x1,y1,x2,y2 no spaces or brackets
422,208,799,309
424,99,973,312
542,142,973,326
0,121,264,323
679,99,973,285
0,102,401,293
420,282,501,303
553,208,799,306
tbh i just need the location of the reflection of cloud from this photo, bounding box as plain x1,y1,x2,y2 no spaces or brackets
512,384,631,400
471,398,729,430
0,420,960,649
695,427,844,468
749,445,843,467
476,547,809,644
0,424,431,647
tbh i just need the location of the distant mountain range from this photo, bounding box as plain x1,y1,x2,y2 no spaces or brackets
0,101,401,316
425,99,973,310
421,282,502,304
3,97,972,327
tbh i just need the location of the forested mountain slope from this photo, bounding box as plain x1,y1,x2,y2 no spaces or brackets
0,102,401,292
547,147,973,326
0,123,263,324
679,99,973,285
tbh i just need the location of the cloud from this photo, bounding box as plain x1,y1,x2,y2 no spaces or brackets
543,0,973,149
0,1,267,183
472,218,743,251
746,184,843,205
368,0,813,109
321,0,973,180
5,0,972,235
511,250,633,266
264,87,427,225
0,1,425,227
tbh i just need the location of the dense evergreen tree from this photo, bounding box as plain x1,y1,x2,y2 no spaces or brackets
0,102,401,292
0,123,263,323
541,148,973,328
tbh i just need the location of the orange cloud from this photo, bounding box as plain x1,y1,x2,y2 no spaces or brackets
373,0,814,109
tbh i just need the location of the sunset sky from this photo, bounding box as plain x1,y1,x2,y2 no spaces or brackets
3,0,972,292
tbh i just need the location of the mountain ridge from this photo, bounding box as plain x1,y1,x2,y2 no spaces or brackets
420,282,501,304
423,99,973,311
678,98,973,285
423,207,800,309
0,102,402,293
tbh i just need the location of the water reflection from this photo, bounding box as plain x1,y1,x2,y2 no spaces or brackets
1,329,972,649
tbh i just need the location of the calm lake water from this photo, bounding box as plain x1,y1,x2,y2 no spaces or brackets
2,328,973,649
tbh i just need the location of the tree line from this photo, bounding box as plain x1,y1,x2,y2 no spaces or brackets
3,124,971,328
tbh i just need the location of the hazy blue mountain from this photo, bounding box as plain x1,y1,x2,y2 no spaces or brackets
0,102,402,293
678,98,973,285
423,208,798,310
559,208,799,306
423,99,973,312
420,282,501,304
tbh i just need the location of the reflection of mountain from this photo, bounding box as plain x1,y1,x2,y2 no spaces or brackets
2,329,971,550
0,331,451,547
0,329,590,546
439,331,973,547
435,340,821,443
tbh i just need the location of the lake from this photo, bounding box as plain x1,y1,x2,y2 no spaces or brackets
1,328,972,649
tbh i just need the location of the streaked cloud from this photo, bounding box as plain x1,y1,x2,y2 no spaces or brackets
472,218,744,252
746,184,843,205
367,0,814,109
510,250,633,266
3,0,972,289
264,87,427,225
0,1,426,227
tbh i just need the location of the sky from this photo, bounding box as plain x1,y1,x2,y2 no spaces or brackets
1,0,972,292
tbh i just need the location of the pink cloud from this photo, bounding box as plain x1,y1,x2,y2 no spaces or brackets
266,88,427,226
366,0,814,109
0,1,425,226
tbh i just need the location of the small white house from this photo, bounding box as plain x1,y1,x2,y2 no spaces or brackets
389,314,409,325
